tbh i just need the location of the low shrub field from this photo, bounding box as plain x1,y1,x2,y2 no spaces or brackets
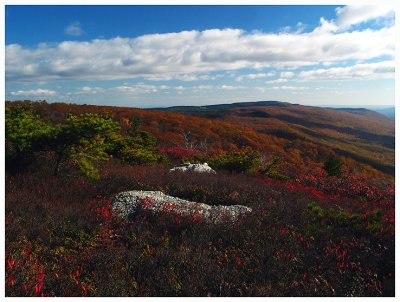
5,159,394,296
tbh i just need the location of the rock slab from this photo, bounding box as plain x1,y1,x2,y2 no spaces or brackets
112,190,251,224
169,162,216,174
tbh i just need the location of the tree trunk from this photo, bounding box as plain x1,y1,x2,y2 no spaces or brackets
53,150,64,176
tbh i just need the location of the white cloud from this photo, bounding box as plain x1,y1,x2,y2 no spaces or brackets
10,89,56,96
295,22,306,34
279,22,306,34
175,74,201,82
335,5,394,29
177,74,215,81
265,71,294,84
219,85,244,90
141,74,173,81
280,71,294,78
298,60,394,81
266,78,289,84
279,26,292,34
114,84,171,94
70,86,105,95
192,85,213,90
115,85,156,94
254,87,267,93
66,84,191,96
6,7,395,84
271,86,309,91
175,86,185,91
64,21,84,36
236,72,275,81
143,73,220,82
312,5,395,34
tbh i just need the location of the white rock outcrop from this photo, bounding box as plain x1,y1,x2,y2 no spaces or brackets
112,190,251,224
169,162,216,174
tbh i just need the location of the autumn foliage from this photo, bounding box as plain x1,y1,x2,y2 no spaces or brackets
5,101,394,297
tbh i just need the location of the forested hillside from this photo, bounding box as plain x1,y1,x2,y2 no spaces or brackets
7,100,394,181
159,101,394,178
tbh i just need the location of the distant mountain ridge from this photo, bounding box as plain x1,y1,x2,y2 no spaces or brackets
159,100,392,120
331,107,394,121
156,100,394,176
156,100,290,112
372,107,395,119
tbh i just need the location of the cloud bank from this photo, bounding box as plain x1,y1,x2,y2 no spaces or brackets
6,5,394,84
335,5,394,29
10,89,56,96
298,60,394,81
6,6,395,88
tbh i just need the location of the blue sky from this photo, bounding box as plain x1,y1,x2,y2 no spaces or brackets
5,5,395,108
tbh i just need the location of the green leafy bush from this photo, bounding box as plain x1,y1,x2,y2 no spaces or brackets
305,201,381,237
209,147,261,173
324,155,343,176
120,146,165,164
260,156,290,181
307,201,324,217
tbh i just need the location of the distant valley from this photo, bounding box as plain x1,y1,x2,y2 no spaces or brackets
157,101,395,176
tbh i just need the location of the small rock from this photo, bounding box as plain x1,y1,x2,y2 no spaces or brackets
170,162,216,174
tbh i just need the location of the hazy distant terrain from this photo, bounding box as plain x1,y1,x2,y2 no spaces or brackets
158,101,395,176
371,107,395,119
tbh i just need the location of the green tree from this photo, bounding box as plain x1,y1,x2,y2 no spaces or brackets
5,104,54,164
50,113,121,179
128,116,143,136
323,155,343,177
117,130,165,165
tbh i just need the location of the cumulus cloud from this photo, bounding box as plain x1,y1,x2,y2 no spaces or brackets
66,84,194,96
10,89,56,96
175,74,217,82
174,74,203,82
143,73,217,81
279,22,306,34
219,85,244,90
69,86,105,95
312,5,395,34
266,79,289,84
265,71,294,84
114,84,171,94
175,86,185,91
298,60,394,81
6,6,395,84
280,71,295,78
254,87,267,93
335,5,394,29
191,85,213,92
271,86,309,91
235,72,275,81
64,21,84,36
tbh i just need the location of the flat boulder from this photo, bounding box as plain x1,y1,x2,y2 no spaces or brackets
112,190,251,224
169,162,216,174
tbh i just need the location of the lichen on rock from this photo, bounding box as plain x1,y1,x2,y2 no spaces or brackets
112,190,251,224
